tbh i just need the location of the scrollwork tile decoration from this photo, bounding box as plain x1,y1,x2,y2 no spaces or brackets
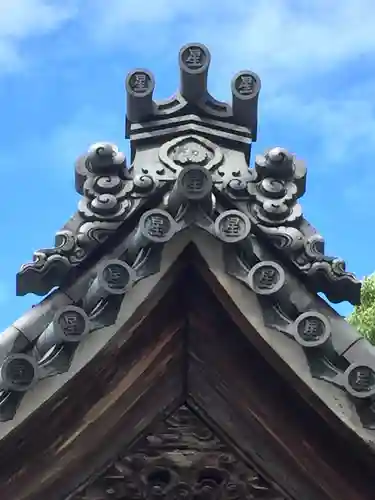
69,405,287,500
222,147,361,305
16,143,161,297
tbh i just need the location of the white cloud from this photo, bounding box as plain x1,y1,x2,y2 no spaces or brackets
216,0,375,79
3,0,375,171
0,0,77,70
87,0,375,74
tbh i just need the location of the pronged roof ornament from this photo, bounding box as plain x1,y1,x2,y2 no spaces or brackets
125,42,260,131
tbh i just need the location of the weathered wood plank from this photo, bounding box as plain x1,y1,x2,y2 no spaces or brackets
0,284,186,500
186,267,375,500
2,249,375,500
191,236,375,461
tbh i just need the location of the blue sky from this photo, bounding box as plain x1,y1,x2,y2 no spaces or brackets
0,0,374,330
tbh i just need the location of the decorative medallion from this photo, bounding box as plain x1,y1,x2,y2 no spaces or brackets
214,210,251,243
292,312,331,348
177,166,213,200
54,306,90,341
138,209,177,243
0,354,38,392
180,43,210,72
344,364,375,399
173,143,209,166
248,261,285,296
158,135,223,173
126,70,155,96
97,260,135,295
232,71,261,99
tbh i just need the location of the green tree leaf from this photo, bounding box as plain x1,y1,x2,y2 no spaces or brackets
347,274,375,344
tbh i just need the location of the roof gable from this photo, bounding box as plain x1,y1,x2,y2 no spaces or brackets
0,41,375,499
1,255,374,500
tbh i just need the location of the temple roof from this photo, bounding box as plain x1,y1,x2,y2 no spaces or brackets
1,43,375,464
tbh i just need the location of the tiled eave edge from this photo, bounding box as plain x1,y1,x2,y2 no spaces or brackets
0,231,191,441
0,229,374,451
193,230,375,450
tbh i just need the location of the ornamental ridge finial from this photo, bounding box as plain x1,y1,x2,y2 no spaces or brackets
125,42,261,144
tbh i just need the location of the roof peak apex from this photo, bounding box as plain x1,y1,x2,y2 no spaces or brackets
125,42,261,141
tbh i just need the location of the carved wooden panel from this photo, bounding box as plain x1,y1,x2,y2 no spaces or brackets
70,405,286,499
